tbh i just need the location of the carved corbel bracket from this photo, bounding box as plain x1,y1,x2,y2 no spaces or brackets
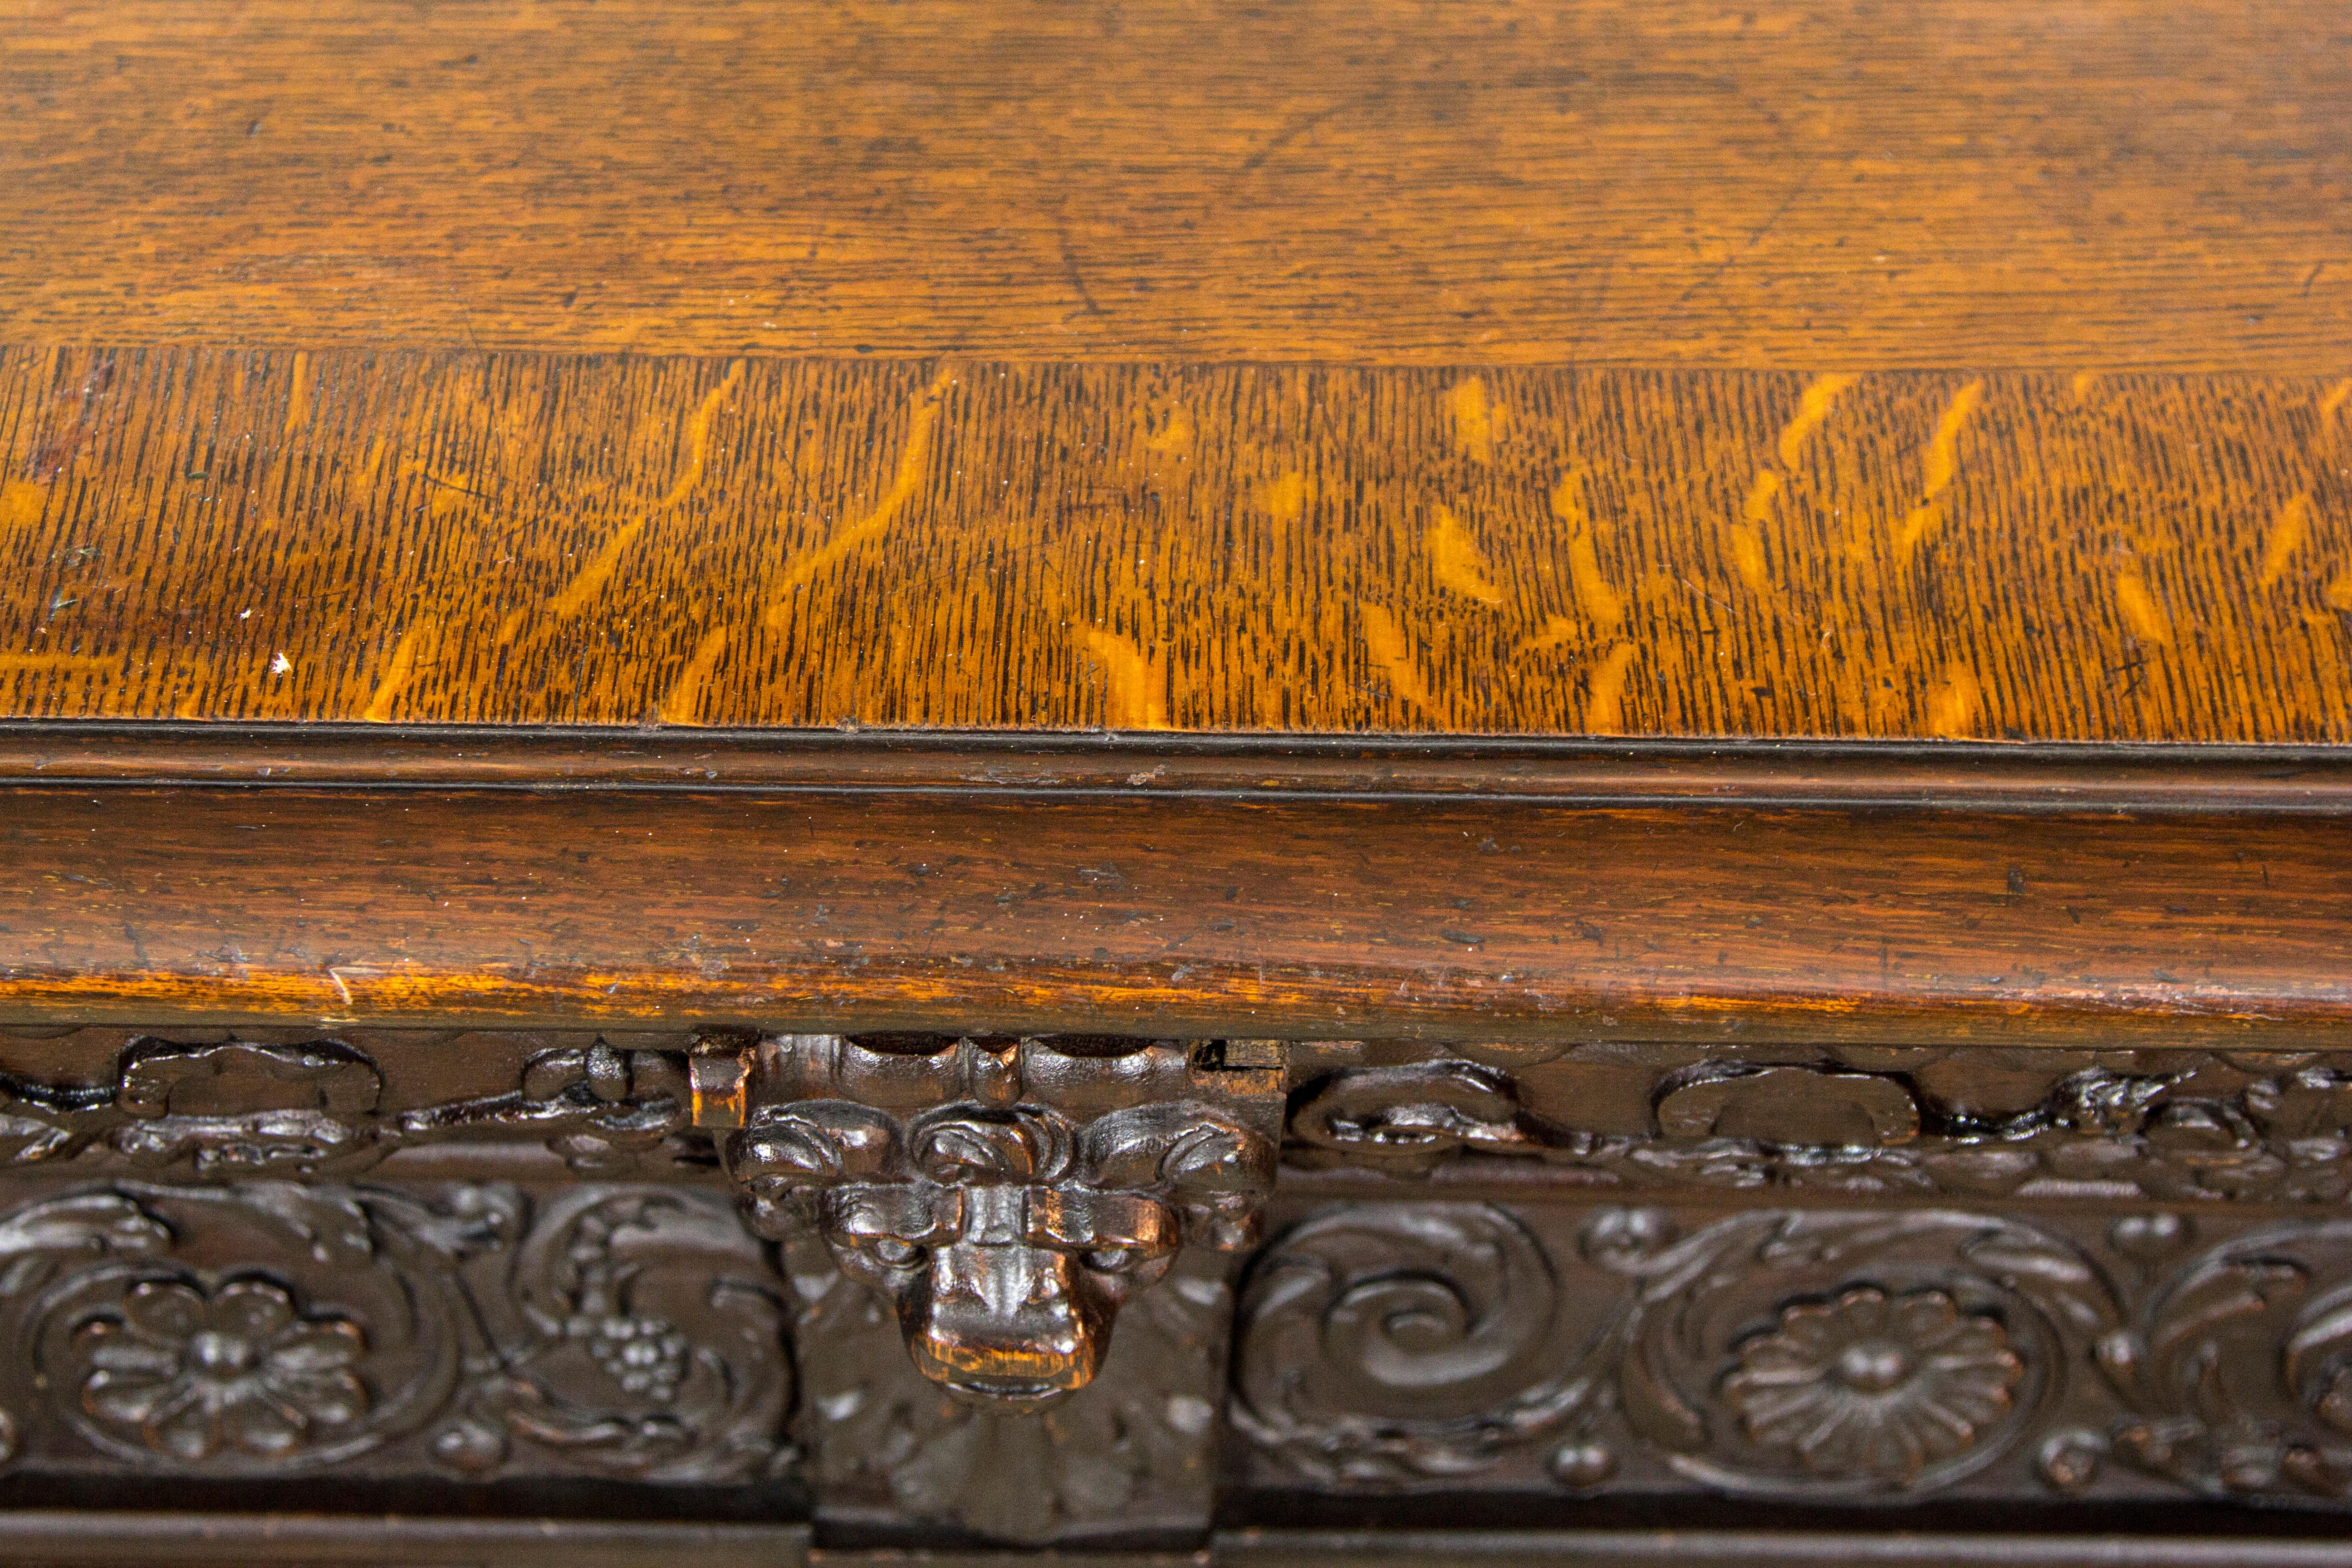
691,1033,1283,1406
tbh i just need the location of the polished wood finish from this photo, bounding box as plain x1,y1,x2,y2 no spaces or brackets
5,779,2347,1046
5,0,2347,372
10,0,2352,1552
5,349,2350,741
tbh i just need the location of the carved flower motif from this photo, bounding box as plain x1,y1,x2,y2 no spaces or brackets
77,1279,368,1460
1722,1286,2022,1481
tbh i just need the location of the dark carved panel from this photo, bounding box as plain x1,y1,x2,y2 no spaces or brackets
0,1181,793,1483
1285,1048,2352,1204
0,1031,699,1179
1230,1196,2352,1509
13,1025,2352,1530
787,1227,1233,1546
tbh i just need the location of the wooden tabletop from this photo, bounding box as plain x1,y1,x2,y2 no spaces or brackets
5,0,2349,743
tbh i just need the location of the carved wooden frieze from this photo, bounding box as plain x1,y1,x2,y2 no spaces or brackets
0,1180,793,1484
1230,1197,2352,1509
702,1033,1281,1406
2,1030,2346,1211
0,1032,694,1178
1286,1047,2352,1204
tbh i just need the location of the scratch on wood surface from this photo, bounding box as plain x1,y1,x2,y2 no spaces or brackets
362,619,433,721
1358,603,1434,718
1894,378,1985,561
658,624,731,725
1451,377,1495,462
1426,506,1504,606
2116,571,2172,647
766,367,954,621
2261,493,2312,588
1080,628,1168,728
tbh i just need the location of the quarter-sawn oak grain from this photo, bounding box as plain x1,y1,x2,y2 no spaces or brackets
5,348,2350,741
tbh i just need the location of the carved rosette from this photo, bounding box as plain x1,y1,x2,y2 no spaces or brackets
709,1034,1280,1406
76,1277,373,1462
1590,1209,2109,1496
1720,1285,2023,1482
23,1184,473,1472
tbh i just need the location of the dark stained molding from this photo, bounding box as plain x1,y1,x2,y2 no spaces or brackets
5,723,2352,813
1212,1530,2352,1568
0,1510,813,1566
0,1517,2346,1568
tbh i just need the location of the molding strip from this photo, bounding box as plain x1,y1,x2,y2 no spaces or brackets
0,1516,2343,1568
5,723,2352,812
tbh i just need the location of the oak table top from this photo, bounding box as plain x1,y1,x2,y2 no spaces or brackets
3,0,2350,1044
4,0,2350,743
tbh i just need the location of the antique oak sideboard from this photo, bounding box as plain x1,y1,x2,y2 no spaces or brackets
5,1,2352,1563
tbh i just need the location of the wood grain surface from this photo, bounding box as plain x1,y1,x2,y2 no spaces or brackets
5,783,2350,1046
4,346,2350,740
5,0,2348,372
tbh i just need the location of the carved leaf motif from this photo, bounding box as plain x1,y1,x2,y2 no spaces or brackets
2119,1219,2352,1498
1229,1203,1587,1484
0,1182,794,1485
1284,1064,1539,1173
1280,1054,2352,1206
448,1187,794,1484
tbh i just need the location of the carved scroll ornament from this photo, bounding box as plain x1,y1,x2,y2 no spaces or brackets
0,1036,691,1178
701,1034,1281,1406
1285,1050,2352,1205
0,1180,791,1482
